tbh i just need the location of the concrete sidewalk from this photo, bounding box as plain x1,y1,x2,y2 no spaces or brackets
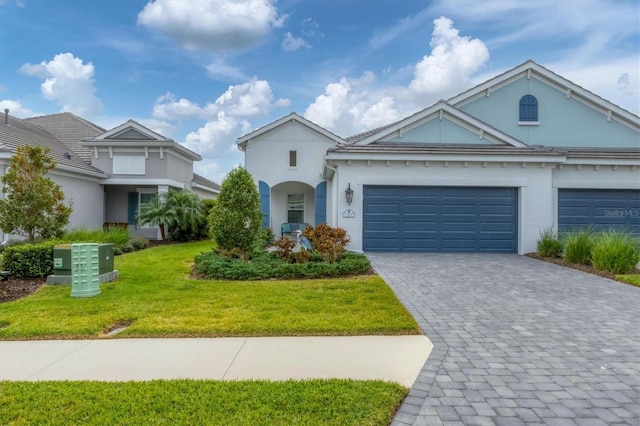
0,335,432,387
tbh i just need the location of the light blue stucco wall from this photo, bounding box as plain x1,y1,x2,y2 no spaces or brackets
388,117,487,144
459,76,639,148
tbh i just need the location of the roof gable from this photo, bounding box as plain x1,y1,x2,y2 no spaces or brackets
237,112,345,151
353,101,527,147
93,119,170,141
448,60,640,130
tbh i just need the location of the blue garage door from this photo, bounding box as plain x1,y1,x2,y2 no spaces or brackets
558,189,640,235
363,186,518,252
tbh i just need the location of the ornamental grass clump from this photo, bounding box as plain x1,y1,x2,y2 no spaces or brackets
562,228,594,265
590,231,640,274
536,226,562,258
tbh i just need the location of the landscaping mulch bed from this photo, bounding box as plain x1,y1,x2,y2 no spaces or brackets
525,252,639,283
0,277,46,304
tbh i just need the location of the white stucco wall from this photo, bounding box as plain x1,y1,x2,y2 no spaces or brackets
244,121,336,188
328,160,557,255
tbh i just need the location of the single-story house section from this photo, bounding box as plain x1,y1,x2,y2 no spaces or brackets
239,60,640,254
0,111,219,241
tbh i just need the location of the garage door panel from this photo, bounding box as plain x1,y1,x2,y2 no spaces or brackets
364,186,518,252
558,189,639,235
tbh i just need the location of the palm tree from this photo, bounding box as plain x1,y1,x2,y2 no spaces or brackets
136,190,206,241
136,194,175,240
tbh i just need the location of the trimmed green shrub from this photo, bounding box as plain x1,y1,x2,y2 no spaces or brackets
562,228,594,264
130,236,149,251
536,227,562,258
590,231,640,274
208,167,262,258
194,250,371,281
2,242,57,278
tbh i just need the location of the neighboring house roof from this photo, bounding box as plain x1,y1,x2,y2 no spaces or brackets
0,113,106,177
447,59,640,130
236,112,345,151
83,119,202,161
192,172,221,193
328,143,565,158
26,112,105,162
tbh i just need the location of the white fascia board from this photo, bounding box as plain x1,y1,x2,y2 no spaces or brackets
325,152,566,164
236,113,345,148
563,157,640,166
100,178,185,188
52,164,108,179
94,120,170,141
86,143,201,161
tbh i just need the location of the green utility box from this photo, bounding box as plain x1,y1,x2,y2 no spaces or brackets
53,243,73,275
48,243,118,286
71,243,101,298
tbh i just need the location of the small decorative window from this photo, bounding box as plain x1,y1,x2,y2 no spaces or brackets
289,150,297,167
519,95,538,123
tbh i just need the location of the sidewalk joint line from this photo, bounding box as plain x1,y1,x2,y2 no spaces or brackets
222,337,248,380
22,340,94,380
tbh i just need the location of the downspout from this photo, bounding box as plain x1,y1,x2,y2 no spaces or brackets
323,159,339,228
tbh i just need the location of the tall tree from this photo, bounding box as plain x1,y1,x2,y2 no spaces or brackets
0,146,72,243
208,167,262,257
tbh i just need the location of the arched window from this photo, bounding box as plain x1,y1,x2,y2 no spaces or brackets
519,94,538,122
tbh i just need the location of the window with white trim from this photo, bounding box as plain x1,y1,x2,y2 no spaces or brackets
289,150,297,168
137,189,157,228
287,194,304,223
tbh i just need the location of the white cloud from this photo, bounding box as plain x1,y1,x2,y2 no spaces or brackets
304,72,400,135
152,92,213,121
19,53,103,117
184,111,240,156
215,78,290,117
408,17,489,99
282,32,310,51
0,100,42,118
305,17,489,136
205,56,247,81
138,0,286,52
150,78,289,182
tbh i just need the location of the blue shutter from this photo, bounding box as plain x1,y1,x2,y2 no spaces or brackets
314,181,327,225
127,192,138,225
258,181,270,228
519,95,538,122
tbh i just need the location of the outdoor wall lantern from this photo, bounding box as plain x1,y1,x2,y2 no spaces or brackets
345,183,354,205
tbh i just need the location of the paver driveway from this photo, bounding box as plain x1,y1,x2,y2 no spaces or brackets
368,253,640,426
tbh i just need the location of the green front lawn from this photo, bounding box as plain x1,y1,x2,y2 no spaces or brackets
0,379,407,425
0,241,419,339
616,274,640,287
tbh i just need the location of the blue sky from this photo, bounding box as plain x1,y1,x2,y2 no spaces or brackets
1,0,638,183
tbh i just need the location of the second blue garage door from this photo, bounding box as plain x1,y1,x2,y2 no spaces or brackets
363,186,518,252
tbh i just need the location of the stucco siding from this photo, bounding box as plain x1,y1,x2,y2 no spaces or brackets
245,121,336,187
459,76,639,148
388,117,489,144
166,154,194,183
50,172,104,229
